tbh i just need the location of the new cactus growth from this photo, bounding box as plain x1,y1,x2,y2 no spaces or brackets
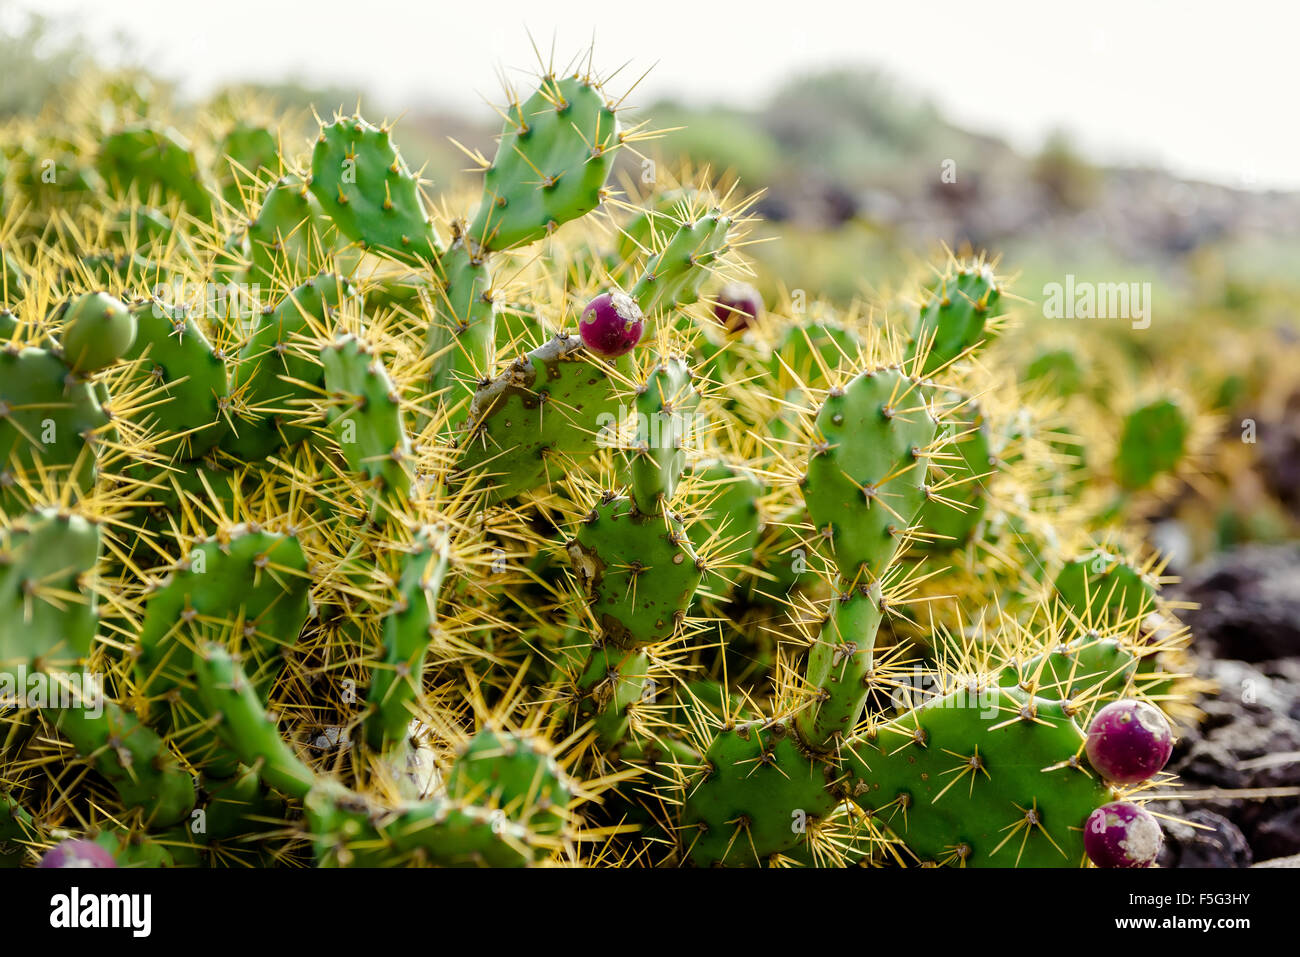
242,173,335,291
59,292,136,374
319,334,413,514
907,262,1003,375
630,211,733,316
426,235,498,402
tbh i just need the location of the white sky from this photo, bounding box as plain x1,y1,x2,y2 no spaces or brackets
6,0,1295,189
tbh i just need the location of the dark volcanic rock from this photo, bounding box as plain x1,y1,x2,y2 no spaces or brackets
1164,636,1300,867
1159,808,1253,868
1174,545,1300,661
1258,391,1300,513
1254,804,1300,859
1170,657,1300,787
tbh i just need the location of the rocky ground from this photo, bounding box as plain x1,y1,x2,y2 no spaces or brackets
1161,544,1300,867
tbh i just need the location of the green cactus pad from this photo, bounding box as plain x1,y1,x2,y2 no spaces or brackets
425,236,498,404
630,212,732,316
107,207,188,256
1024,347,1086,396
304,782,536,868
123,299,231,459
454,333,622,502
999,635,1139,704
914,401,992,550
319,334,413,512
136,527,310,776
0,508,100,672
217,122,280,207
567,495,702,649
244,173,336,292
445,728,573,837
616,188,699,265
845,685,1111,867
682,718,841,865
571,643,649,750
52,699,198,828
0,346,111,514
687,458,763,599
470,75,618,253
1116,398,1189,490
770,320,862,386
97,124,214,220
801,367,937,582
1054,549,1158,624
627,358,698,514
365,527,451,750
224,273,353,460
192,644,317,800
796,584,886,749
906,263,1002,376
309,114,439,264
137,527,311,697
197,763,284,845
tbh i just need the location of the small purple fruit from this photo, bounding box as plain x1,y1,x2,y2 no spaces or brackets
712,282,763,333
579,291,644,358
1085,699,1173,785
38,839,117,869
1085,801,1162,868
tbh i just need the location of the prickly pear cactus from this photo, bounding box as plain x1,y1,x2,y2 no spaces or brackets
0,48,1200,870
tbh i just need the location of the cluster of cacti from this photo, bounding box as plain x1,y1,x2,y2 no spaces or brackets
0,50,1211,869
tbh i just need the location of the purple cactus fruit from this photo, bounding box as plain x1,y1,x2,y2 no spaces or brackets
579,291,644,358
1085,699,1173,785
1084,801,1163,868
712,282,763,333
38,838,117,869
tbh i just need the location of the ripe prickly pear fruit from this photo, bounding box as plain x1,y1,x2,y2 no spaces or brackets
1085,699,1173,785
59,291,136,374
1084,801,1162,868
39,839,117,868
712,281,762,333
579,291,643,357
